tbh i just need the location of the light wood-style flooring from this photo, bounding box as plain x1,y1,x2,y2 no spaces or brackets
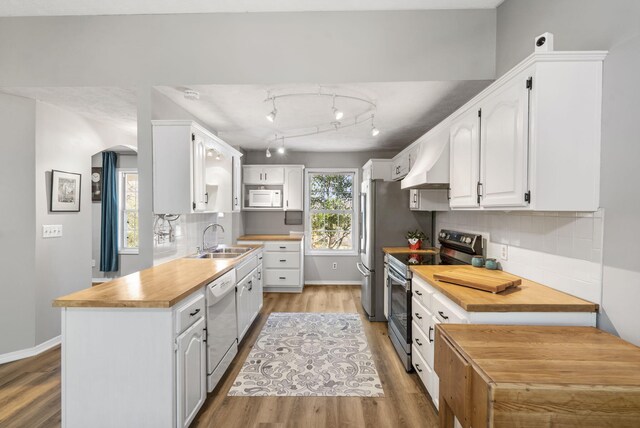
0,285,438,427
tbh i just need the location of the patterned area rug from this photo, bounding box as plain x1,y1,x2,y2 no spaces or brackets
228,312,384,397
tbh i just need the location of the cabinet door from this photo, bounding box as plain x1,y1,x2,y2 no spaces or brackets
449,108,480,208
192,133,208,211
232,156,242,212
236,281,251,342
243,166,263,185
480,76,530,207
284,167,304,210
176,317,206,428
256,263,263,311
262,166,285,185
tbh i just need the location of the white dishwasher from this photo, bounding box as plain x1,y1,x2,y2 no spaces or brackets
206,269,238,393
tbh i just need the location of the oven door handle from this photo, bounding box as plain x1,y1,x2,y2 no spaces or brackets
388,268,408,286
356,262,371,277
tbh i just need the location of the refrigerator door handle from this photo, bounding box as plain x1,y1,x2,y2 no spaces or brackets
359,193,366,254
356,262,371,277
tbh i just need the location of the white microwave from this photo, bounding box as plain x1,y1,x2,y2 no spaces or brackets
248,189,281,207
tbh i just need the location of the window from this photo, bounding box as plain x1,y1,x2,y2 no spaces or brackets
119,170,139,253
305,169,358,255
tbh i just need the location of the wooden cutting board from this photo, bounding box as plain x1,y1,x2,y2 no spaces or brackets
433,268,522,293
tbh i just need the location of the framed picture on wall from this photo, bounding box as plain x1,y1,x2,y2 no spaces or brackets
91,167,102,202
51,170,81,212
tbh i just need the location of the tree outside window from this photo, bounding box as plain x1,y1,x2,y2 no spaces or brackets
307,170,357,254
119,171,139,252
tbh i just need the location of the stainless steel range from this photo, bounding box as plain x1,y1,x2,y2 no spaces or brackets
387,229,483,371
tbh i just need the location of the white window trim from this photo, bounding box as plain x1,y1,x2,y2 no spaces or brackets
117,168,139,255
304,168,359,257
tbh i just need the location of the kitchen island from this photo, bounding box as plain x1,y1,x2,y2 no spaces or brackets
435,324,640,427
53,246,263,428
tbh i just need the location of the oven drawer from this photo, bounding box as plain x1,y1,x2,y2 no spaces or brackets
433,293,469,324
412,276,435,311
264,252,300,269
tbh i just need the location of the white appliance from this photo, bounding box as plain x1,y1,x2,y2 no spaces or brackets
206,269,238,392
248,189,281,207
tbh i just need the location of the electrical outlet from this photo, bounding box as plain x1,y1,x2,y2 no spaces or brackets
332,262,338,270
91,259,96,267
500,244,508,261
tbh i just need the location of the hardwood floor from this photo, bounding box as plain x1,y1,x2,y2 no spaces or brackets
0,285,439,427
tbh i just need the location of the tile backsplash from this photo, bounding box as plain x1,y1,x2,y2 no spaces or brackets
153,212,221,265
436,209,604,263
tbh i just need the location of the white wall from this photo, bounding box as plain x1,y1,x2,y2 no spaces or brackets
33,102,137,344
495,0,640,345
0,92,37,354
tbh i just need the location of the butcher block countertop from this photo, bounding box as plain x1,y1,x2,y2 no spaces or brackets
238,234,303,241
411,265,598,313
435,324,640,427
382,247,438,254
53,247,262,309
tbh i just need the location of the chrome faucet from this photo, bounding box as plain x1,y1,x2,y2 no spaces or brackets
202,223,225,252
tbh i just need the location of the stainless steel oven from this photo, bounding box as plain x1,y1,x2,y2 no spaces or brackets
387,263,412,370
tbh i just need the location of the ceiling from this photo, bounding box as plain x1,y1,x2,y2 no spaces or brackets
156,82,491,152
0,87,138,135
0,0,504,17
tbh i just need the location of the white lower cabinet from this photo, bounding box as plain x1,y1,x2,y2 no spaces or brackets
410,275,596,412
176,317,207,428
239,239,304,293
235,252,264,343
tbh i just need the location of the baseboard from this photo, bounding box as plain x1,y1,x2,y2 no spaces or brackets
304,281,361,286
0,335,61,365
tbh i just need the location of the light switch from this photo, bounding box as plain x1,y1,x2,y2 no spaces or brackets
42,224,63,238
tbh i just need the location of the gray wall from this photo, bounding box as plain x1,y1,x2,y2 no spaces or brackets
496,0,640,345
0,92,37,354
244,150,429,283
0,10,497,351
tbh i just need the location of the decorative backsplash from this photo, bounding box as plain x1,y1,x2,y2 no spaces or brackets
153,212,221,265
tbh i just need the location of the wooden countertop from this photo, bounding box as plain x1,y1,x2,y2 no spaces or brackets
238,234,303,241
382,247,438,254
53,247,261,308
411,265,598,313
438,324,640,387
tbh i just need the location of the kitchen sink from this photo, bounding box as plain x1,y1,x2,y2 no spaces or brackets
186,245,255,260
208,246,252,254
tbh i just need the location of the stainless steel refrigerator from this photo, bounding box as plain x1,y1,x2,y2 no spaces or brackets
357,179,433,321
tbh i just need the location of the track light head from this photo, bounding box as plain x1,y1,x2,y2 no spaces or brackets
333,107,344,121
266,109,277,122
215,152,221,160
206,149,214,157
371,126,380,137
265,148,272,158
277,146,285,154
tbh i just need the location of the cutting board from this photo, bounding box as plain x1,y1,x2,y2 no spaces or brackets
433,268,522,293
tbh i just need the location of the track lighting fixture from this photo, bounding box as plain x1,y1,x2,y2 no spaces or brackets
371,115,380,137
278,138,285,154
215,152,221,160
332,95,344,120
206,149,214,157
265,147,272,158
266,97,277,122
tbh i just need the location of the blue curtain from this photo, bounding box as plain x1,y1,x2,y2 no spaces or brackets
100,151,119,272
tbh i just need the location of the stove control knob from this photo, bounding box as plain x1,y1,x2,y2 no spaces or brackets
465,237,472,244
439,232,445,238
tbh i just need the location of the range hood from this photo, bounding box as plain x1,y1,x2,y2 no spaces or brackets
401,127,450,190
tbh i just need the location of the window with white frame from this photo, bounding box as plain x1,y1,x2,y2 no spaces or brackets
305,169,358,255
119,169,139,253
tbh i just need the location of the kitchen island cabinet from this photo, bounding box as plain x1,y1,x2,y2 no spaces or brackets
53,249,262,428
435,324,640,428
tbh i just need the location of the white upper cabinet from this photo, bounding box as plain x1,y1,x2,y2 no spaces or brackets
447,51,606,211
243,166,285,185
449,108,480,208
479,70,531,208
232,156,242,212
284,166,304,211
152,120,242,214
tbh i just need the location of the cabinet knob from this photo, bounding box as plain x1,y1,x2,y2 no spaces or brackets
428,326,434,343
189,309,200,317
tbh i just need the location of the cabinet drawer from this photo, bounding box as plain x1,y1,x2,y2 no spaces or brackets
412,321,430,366
433,293,469,324
264,269,300,287
175,292,205,335
412,298,432,333
412,344,437,403
236,255,258,282
264,241,300,252
263,252,300,269
412,277,435,311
